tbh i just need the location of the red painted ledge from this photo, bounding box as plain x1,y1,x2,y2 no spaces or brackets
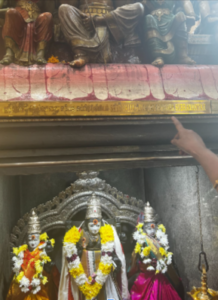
0,63,218,102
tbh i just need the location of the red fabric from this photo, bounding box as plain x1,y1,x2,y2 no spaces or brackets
68,275,74,300
2,9,53,52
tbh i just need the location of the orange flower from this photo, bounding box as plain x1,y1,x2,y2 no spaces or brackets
47,56,59,64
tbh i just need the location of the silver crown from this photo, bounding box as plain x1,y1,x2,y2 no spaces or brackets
144,202,158,223
85,193,102,219
27,210,41,234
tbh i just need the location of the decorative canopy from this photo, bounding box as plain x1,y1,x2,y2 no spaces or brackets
10,171,144,249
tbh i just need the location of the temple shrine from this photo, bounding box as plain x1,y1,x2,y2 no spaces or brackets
0,0,218,299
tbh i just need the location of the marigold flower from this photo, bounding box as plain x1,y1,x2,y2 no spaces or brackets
69,263,85,278
47,55,60,64
99,224,114,244
134,242,141,254
158,224,166,233
16,271,24,282
98,262,112,275
35,260,43,274
136,223,143,230
19,244,28,253
41,255,51,263
40,233,49,241
159,247,167,257
142,246,151,257
50,239,55,247
13,247,19,256
42,276,48,285
64,226,81,244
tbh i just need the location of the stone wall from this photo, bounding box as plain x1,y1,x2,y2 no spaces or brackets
144,166,218,297
0,175,20,300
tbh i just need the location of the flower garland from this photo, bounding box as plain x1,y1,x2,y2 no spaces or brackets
12,233,55,294
133,223,173,274
63,224,115,300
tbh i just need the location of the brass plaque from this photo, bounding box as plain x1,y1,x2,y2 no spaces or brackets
0,100,211,117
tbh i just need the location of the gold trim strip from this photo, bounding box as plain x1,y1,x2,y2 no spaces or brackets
0,100,211,117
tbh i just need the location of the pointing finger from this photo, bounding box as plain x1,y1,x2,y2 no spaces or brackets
171,116,184,132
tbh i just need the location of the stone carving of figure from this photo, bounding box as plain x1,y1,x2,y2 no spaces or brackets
195,0,218,37
128,202,184,300
58,192,130,300
0,0,53,65
142,0,196,67
6,210,59,300
58,0,144,67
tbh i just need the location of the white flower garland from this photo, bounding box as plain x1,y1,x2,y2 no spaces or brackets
12,234,55,294
133,223,173,274
63,224,115,300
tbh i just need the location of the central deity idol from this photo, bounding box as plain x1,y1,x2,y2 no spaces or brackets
58,193,130,300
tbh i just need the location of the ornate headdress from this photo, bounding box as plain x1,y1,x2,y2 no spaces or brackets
144,202,158,223
85,193,102,219
27,210,41,234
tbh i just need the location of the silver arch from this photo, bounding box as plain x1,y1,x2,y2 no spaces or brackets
10,171,144,249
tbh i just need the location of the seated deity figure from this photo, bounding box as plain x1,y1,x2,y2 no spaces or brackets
58,0,144,68
0,0,53,65
58,192,130,300
194,0,218,37
6,210,59,300
128,202,184,300
142,0,196,67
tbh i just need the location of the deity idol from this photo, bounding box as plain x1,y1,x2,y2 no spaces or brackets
58,0,144,68
58,192,130,300
0,0,53,65
142,0,195,67
128,202,184,300
6,210,59,300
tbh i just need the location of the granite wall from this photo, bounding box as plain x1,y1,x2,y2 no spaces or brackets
144,166,218,297
0,175,20,300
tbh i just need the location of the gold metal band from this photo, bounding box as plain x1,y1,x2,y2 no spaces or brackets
0,100,211,117
80,4,113,15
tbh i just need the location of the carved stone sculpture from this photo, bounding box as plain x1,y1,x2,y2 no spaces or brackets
58,0,144,68
58,192,130,300
142,0,196,67
6,210,59,300
128,202,184,300
0,0,53,65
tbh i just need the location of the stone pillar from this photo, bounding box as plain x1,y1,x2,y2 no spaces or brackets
144,166,218,297
0,175,20,299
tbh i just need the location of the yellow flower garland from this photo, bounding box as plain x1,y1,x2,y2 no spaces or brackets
65,224,115,300
14,234,55,294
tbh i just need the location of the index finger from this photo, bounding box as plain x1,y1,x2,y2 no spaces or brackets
171,116,184,132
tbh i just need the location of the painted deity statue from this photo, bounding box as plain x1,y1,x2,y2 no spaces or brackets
142,0,195,67
6,210,59,300
128,202,184,300
0,0,53,65
58,192,130,300
58,0,144,68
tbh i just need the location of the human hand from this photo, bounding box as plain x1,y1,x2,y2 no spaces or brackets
171,116,206,157
81,14,94,32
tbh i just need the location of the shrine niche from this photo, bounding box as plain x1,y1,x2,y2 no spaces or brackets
10,171,144,250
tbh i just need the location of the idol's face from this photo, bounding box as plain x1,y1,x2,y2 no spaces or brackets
143,222,156,237
28,233,40,251
87,219,101,235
